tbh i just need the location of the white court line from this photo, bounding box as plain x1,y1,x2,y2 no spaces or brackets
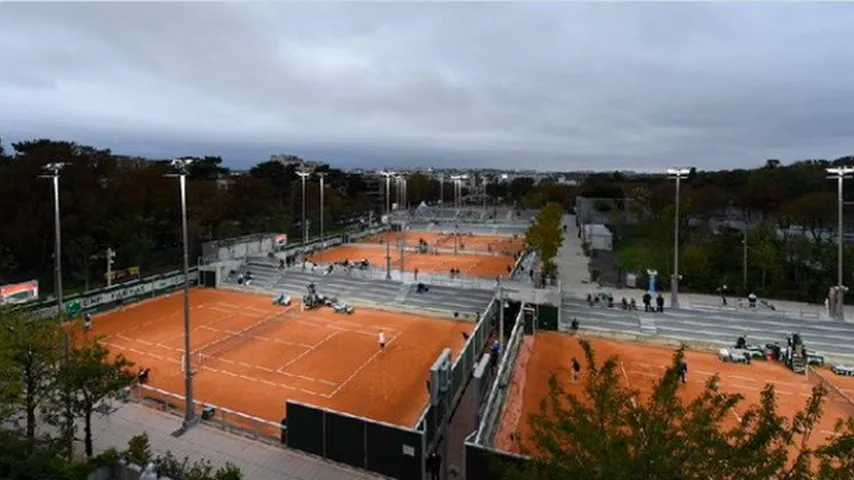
327,333,399,398
276,330,340,373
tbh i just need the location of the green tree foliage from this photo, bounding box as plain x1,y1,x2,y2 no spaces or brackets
186,156,229,180
154,451,243,480
0,140,376,294
55,341,135,457
506,340,853,480
526,203,565,279
0,309,63,440
606,159,854,301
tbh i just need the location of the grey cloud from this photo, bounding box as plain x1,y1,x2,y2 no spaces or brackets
1,2,854,171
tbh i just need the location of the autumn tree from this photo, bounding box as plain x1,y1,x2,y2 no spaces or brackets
505,340,853,480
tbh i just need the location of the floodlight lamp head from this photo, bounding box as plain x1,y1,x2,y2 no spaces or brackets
42,162,65,175
826,166,854,177
171,158,193,173
666,168,691,177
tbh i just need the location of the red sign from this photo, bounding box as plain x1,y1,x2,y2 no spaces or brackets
0,280,39,304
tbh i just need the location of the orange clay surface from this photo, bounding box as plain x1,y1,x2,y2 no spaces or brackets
361,231,525,256
76,289,472,427
498,331,854,454
308,244,516,279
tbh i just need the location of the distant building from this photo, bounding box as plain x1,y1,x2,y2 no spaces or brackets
582,224,613,251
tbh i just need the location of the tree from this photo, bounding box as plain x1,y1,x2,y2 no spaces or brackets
0,309,63,441
58,340,135,458
526,203,564,280
506,340,851,480
187,156,229,181
782,193,835,243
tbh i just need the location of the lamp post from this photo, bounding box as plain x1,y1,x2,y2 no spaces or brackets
297,169,311,244
317,172,326,241
439,173,444,205
667,168,691,310
379,170,395,215
827,166,854,320
482,176,488,214
106,247,116,288
41,162,74,455
401,175,407,210
42,163,65,312
166,158,196,431
497,284,504,350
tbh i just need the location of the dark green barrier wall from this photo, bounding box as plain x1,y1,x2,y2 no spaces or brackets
465,441,529,480
324,410,366,467
286,402,324,457
366,421,423,479
286,401,423,480
537,304,559,330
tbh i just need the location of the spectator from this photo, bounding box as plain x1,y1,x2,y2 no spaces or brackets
678,360,688,384
571,357,581,383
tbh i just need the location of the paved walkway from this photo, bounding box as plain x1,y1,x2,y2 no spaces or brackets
558,214,854,322
90,402,381,480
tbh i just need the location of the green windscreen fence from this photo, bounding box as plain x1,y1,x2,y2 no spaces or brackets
537,304,559,331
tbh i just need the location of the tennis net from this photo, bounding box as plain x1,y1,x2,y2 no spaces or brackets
192,309,292,368
807,367,854,417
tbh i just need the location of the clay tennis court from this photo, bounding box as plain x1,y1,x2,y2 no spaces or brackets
361,231,525,256
307,244,517,279
79,289,472,429
496,331,854,455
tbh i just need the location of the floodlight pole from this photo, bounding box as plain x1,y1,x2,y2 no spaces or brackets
317,173,326,241
386,240,391,280
454,223,459,255
742,228,748,292
297,169,311,244
45,165,64,312
827,167,853,321
667,168,691,310
106,247,115,288
168,159,197,430
42,162,73,456
399,240,405,282
498,284,504,350
482,176,487,214
380,171,395,215
439,174,444,205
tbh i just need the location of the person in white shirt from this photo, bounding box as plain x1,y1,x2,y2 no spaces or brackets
378,330,386,350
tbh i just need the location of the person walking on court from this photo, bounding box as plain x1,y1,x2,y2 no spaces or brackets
378,330,386,351
678,360,688,384
643,292,652,312
571,357,581,383
656,293,665,313
83,313,93,332
426,451,441,480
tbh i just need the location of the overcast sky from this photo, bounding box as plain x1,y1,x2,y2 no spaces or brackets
2,2,854,171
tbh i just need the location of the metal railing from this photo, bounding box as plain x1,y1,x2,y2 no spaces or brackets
474,306,525,446
129,384,283,445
